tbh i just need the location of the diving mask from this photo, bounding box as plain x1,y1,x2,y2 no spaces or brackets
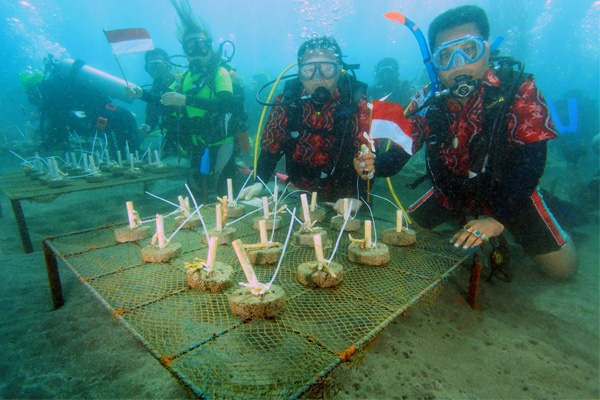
145,60,170,74
375,65,398,82
298,62,340,81
432,35,487,71
184,37,211,57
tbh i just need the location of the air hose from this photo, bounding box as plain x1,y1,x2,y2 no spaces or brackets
253,62,298,178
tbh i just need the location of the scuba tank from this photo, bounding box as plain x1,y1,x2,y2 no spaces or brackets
52,58,136,103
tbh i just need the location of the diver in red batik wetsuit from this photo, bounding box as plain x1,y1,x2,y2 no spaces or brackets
355,5,578,280
240,36,371,214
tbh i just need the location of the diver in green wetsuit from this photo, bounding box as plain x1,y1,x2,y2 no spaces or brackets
162,0,239,203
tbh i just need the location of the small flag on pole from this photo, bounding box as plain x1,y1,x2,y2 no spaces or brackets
104,28,154,55
369,100,414,155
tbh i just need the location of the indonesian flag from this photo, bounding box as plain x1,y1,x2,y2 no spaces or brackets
104,28,154,55
369,100,414,155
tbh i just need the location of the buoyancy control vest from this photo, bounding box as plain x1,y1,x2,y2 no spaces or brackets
174,64,247,148
281,74,367,190
424,57,530,210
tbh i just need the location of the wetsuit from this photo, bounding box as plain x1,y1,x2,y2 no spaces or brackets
168,65,236,201
33,70,138,154
140,75,175,131
257,85,371,202
376,69,567,255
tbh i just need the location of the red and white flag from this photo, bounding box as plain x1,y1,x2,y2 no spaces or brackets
369,100,413,155
104,28,153,55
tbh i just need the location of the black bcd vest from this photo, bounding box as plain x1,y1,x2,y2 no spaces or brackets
281,75,367,189
424,57,530,210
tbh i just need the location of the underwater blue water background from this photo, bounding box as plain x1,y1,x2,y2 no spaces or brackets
1,0,598,129
0,2,598,399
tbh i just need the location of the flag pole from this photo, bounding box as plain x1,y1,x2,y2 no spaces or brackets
113,54,129,87
104,29,129,87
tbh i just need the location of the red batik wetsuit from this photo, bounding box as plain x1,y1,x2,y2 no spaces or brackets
376,69,567,255
256,86,371,202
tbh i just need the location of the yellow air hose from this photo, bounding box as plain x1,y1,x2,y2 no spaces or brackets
253,62,298,178
382,102,414,224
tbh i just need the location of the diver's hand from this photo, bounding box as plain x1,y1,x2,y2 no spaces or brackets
333,198,362,215
239,182,263,201
450,217,504,249
354,152,376,180
126,84,143,99
139,124,151,136
161,92,186,107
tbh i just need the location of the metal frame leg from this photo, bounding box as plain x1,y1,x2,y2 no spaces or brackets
467,252,483,309
11,199,33,253
43,240,64,309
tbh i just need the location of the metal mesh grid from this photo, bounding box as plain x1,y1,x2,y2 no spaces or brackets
171,318,338,399
47,208,467,398
124,289,241,357
48,227,116,255
90,263,188,310
65,242,143,278
280,289,394,352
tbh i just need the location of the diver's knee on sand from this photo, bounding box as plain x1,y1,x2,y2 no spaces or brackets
534,238,578,280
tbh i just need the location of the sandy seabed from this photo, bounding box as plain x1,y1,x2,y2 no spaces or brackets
0,158,597,400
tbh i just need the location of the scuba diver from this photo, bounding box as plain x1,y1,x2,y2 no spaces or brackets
22,55,139,155
368,57,414,107
127,48,176,136
158,0,246,203
355,5,578,280
240,35,371,214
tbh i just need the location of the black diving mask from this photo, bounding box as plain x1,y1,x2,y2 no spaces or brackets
184,37,211,57
145,60,170,74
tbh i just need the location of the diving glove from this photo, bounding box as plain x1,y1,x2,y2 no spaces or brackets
239,182,264,201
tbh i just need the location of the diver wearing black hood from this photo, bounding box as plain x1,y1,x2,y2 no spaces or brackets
240,36,371,214
160,0,237,203
368,57,414,107
126,48,176,135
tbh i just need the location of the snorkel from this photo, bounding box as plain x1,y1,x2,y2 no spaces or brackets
385,12,505,108
384,12,440,96
379,12,442,221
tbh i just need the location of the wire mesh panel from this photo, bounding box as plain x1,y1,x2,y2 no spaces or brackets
280,288,394,353
47,206,467,398
340,263,443,311
123,289,243,357
161,229,207,254
48,227,116,255
90,262,188,310
169,318,339,399
65,242,143,278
